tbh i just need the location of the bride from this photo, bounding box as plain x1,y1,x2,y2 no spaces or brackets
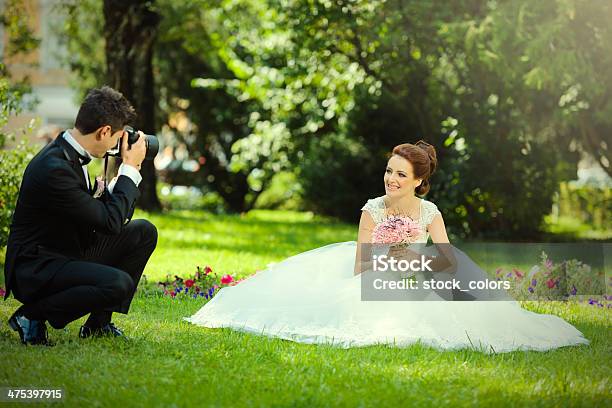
185,141,589,353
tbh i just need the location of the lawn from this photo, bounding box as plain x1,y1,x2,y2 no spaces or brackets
0,210,610,407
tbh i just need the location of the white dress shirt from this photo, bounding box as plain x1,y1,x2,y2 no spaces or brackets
62,130,142,193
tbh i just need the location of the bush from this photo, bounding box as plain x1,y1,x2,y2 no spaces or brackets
555,182,611,231
1,62,37,248
253,171,303,211
299,133,381,224
0,142,35,247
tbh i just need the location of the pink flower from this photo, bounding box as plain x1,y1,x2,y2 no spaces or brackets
372,216,422,244
546,279,556,289
513,268,524,279
221,274,234,285
170,291,177,298
204,266,212,275
93,176,105,198
0,287,5,298
545,259,553,269
185,279,195,288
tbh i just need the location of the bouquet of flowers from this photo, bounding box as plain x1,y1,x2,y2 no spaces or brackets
371,215,423,279
372,215,422,245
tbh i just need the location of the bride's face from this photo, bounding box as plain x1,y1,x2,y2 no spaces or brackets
384,155,422,197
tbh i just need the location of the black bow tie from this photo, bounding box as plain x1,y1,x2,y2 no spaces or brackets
77,151,92,165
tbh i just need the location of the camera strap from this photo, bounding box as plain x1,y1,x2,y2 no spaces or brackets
103,154,109,187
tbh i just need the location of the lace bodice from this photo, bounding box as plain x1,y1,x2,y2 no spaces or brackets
361,195,442,243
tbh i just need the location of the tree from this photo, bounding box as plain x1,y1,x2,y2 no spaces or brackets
61,0,162,211
102,0,162,211
59,0,605,238
468,0,612,177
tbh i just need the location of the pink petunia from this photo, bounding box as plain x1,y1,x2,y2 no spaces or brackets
221,274,234,285
513,268,524,279
204,266,213,275
0,287,5,298
546,278,556,289
185,279,195,288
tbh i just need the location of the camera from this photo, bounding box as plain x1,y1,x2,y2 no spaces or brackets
106,126,159,160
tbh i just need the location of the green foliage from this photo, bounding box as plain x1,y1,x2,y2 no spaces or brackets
0,76,33,248
0,73,36,248
556,182,612,231
57,0,611,238
0,0,39,247
298,132,377,222
467,0,612,177
158,183,227,213
0,142,35,247
253,171,303,211
0,0,38,147
58,0,106,99
0,0,40,58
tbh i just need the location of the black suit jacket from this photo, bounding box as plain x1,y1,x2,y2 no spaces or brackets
3,134,140,301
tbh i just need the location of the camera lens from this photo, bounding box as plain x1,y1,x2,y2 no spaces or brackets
144,134,159,160
106,126,159,160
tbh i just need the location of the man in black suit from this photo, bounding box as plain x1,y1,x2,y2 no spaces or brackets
4,86,158,345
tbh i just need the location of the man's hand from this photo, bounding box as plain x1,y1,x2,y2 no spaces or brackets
121,130,146,169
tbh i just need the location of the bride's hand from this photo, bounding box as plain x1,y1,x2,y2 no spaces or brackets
387,245,420,261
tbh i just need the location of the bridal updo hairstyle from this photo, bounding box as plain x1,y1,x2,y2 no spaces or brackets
390,140,438,195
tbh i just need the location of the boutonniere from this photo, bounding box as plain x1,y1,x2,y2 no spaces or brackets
93,176,105,198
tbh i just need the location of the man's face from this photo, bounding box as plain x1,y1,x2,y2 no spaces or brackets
93,125,125,158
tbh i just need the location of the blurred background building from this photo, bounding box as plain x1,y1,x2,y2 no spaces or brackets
1,0,77,146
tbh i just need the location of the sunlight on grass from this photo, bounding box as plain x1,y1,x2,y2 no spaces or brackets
1,209,610,407
140,209,356,280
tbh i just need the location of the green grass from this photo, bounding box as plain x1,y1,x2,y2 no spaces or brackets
142,209,357,281
1,209,610,407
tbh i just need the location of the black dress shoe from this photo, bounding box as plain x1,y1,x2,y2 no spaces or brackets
8,309,52,346
79,322,126,339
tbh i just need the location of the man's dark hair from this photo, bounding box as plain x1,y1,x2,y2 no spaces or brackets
74,86,136,134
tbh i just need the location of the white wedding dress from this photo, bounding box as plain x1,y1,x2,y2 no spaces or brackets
185,196,590,353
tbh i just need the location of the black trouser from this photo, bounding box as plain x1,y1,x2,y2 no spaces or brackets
19,220,157,329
